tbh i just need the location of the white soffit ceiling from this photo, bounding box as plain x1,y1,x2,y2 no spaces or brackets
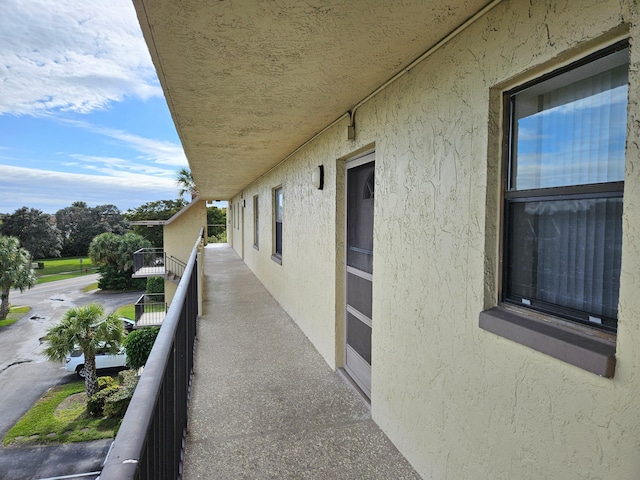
134,0,489,199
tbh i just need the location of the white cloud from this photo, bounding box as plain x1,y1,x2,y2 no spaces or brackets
0,164,180,213
104,131,189,167
69,154,179,177
57,118,189,168
523,86,628,120
0,0,161,116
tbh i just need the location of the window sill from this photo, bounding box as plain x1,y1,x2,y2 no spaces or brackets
270,254,282,265
479,306,616,378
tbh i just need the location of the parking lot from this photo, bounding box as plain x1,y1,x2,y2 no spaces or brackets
0,275,141,479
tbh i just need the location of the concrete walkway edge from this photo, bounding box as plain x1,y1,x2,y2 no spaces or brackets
183,244,420,479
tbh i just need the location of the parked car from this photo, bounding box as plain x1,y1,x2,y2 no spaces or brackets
65,347,127,378
119,317,135,333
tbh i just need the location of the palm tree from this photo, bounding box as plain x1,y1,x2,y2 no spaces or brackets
44,303,125,397
0,235,36,320
175,167,198,200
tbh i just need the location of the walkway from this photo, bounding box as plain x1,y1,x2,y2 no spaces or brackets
183,244,420,479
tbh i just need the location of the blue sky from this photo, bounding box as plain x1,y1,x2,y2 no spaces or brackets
516,85,627,190
0,0,192,214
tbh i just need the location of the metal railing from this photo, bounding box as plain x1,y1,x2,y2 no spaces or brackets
133,248,186,281
133,248,165,274
100,228,203,479
165,255,186,280
207,223,226,243
134,294,167,327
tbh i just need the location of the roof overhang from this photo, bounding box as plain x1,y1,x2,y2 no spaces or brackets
130,220,167,226
133,0,493,200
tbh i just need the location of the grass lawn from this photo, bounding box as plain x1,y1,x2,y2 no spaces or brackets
0,306,30,328
114,304,135,319
3,381,120,446
82,282,100,292
34,257,99,284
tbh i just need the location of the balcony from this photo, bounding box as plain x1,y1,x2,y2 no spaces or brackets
101,241,418,479
133,248,186,284
134,294,167,327
132,247,164,277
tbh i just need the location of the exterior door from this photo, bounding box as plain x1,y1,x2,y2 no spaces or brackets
345,152,374,399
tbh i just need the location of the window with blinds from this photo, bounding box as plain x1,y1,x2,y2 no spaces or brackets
503,41,629,332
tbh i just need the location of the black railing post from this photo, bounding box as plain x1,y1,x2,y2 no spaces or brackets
100,228,203,480
134,249,143,273
133,248,165,276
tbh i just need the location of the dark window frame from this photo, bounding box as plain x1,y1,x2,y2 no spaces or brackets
480,41,629,378
271,186,283,264
501,41,628,334
253,195,259,250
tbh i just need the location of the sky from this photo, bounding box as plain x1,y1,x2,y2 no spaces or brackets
0,0,195,215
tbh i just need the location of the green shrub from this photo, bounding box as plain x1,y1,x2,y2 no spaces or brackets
97,376,116,391
145,276,164,294
104,387,134,418
86,397,102,418
87,385,120,417
209,230,227,243
119,369,140,390
103,371,139,418
97,264,146,291
123,327,160,370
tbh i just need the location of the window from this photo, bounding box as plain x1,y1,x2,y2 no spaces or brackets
481,42,628,377
253,195,259,249
272,186,283,263
503,42,628,333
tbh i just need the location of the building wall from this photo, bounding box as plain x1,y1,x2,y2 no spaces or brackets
228,200,244,259
163,199,207,307
229,0,640,478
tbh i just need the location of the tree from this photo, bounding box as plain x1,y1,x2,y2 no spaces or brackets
0,207,62,259
44,303,125,397
55,202,92,257
89,232,151,290
92,204,129,234
0,236,37,320
56,202,128,256
175,167,198,200
88,232,120,266
207,206,227,242
125,199,187,247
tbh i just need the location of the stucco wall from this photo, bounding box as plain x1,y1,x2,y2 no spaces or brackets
229,0,640,478
163,199,207,307
229,200,244,259
236,131,348,368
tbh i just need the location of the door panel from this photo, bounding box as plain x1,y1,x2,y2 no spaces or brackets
345,154,374,399
346,312,372,364
347,270,373,319
347,165,374,273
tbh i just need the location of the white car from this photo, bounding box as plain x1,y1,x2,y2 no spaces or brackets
65,347,127,378
119,317,135,333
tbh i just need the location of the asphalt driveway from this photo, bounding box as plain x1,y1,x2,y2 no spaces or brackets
0,275,142,479
0,439,112,480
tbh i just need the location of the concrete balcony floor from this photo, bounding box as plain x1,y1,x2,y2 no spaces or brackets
131,266,165,278
135,312,165,328
183,244,420,479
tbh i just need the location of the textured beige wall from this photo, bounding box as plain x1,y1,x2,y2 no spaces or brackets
229,200,245,258
163,199,207,307
229,0,640,478
235,129,349,368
